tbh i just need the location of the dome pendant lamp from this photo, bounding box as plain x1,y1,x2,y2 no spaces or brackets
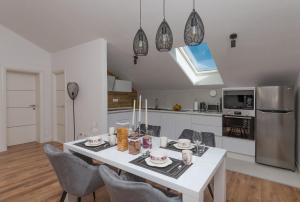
155,0,173,52
133,0,149,56
184,0,205,46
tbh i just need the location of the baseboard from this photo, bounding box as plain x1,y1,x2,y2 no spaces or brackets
40,135,52,143
226,152,255,163
0,145,7,152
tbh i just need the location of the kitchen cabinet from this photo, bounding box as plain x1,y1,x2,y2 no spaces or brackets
108,111,132,128
160,113,191,139
222,136,255,156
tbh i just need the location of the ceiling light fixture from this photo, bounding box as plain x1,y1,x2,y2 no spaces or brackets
133,0,149,56
155,0,173,52
184,0,205,46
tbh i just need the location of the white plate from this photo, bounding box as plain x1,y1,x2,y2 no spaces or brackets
145,157,173,168
84,141,105,147
173,143,195,150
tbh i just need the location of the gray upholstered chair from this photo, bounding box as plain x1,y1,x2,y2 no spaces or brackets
99,165,182,202
178,129,200,142
43,144,104,202
138,124,161,137
202,132,216,147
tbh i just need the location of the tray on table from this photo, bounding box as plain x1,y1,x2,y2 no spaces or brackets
74,141,114,152
161,141,209,157
129,155,192,179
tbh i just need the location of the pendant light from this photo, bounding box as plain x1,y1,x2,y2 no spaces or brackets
133,0,148,56
184,0,205,46
155,0,173,52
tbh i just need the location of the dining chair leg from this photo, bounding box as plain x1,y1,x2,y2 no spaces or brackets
93,192,96,201
60,191,67,202
77,197,81,202
208,184,214,199
117,169,122,175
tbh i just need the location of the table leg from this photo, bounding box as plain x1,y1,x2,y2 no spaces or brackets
214,159,226,202
182,191,204,202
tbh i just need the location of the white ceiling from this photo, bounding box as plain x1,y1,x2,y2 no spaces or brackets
0,0,299,89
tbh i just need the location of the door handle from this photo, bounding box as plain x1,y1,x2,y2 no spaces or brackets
29,105,36,110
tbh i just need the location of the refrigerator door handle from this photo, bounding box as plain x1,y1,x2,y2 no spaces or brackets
257,109,292,114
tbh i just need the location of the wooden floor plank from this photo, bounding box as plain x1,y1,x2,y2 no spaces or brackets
0,141,299,202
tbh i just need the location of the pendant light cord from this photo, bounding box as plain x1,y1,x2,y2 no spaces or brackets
163,0,165,19
140,0,142,27
193,0,195,10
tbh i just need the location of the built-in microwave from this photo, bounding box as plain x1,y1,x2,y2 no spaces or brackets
222,87,256,117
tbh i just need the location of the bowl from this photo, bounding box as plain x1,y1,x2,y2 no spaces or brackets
150,149,168,164
178,139,191,148
87,136,101,144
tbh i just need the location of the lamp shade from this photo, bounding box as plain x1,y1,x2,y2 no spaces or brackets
67,82,79,100
155,19,173,52
184,9,205,46
133,28,149,56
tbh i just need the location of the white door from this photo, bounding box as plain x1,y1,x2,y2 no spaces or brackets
55,73,65,143
7,71,38,146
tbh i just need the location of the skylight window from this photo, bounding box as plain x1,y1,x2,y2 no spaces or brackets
178,43,217,74
170,43,223,86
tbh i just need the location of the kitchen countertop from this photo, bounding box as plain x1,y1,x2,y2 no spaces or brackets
108,108,222,117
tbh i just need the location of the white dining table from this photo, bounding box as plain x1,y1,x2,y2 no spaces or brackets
64,134,226,202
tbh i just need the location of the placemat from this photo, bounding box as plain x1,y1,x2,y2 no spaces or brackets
74,141,114,152
129,155,192,179
161,141,209,157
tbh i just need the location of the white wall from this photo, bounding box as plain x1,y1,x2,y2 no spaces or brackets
0,24,51,151
51,39,107,141
296,72,300,169
142,88,222,110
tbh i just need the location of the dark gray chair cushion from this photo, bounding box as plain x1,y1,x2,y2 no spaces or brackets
99,165,182,202
43,144,104,197
138,124,161,137
202,132,216,147
178,129,200,142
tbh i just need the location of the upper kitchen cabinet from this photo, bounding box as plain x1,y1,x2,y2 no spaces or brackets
107,70,137,109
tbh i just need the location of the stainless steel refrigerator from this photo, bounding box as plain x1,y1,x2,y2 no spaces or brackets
255,86,295,171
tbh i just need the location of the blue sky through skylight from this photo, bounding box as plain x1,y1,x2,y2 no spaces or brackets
183,43,217,72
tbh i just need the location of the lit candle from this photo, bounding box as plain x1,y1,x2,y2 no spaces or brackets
145,99,148,130
132,99,136,128
138,95,141,123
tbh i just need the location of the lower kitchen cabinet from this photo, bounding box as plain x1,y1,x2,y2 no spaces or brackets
222,136,255,156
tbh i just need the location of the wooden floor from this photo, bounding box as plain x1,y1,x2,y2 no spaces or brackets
1,142,300,202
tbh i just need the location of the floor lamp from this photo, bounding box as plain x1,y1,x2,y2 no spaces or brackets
67,82,79,140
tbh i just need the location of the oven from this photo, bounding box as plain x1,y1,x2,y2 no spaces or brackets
223,115,254,140
222,87,256,117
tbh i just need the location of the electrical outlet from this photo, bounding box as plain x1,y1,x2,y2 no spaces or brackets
113,98,119,103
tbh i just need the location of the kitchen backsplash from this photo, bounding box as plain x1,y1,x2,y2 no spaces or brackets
140,89,222,109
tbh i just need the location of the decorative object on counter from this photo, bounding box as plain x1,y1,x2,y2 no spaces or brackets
142,135,152,149
155,0,173,52
67,82,79,140
184,0,205,46
172,104,182,111
193,99,199,111
209,89,217,97
128,136,142,155
207,104,219,112
133,0,148,56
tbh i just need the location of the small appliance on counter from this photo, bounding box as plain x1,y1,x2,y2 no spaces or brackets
193,99,199,111
199,102,207,112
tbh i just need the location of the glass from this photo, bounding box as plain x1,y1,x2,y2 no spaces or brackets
192,132,202,154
